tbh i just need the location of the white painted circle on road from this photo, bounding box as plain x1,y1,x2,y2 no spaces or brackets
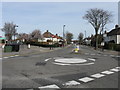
55,58,87,64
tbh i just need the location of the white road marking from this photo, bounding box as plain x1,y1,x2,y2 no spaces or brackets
79,77,94,83
53,62,71,66
3,57,9,59
10,56,15,58
0,58,2,60
91,73,105,78
116,56,120,57
14,55,19,56
88,58,96,61
45,58,52,62
101,70,114,75
97,54,101,56
63,80,80,86
2,55,20,59
75,63,94,66
110,55,115,57
110,68,119,72
85,53,89,55
38,84,60,89
116,67,120,69
54,58,87,64
103,55,108,56
91,54,95,55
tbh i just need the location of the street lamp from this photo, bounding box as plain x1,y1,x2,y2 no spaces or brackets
63,25,65,40
63,25,66,46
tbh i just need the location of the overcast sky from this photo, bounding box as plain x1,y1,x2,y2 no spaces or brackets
1,2,118,39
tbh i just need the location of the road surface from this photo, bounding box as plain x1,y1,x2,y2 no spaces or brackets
2,45,120,89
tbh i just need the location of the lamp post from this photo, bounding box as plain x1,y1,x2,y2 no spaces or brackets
63,25,66,40
63,25,65,46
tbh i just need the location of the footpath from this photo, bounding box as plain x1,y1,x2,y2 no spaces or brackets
2,45,64,57
85,45,119,56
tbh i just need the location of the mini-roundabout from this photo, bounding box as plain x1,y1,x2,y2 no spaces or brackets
51,57,96,66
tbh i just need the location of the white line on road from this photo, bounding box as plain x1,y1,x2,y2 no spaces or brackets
3,57,9,59
9,56,15,58
53,62,71,66
14,55,19,57
33,66,119,89
45,58,52,62
79,77,94,83
103,55,108,56
38,84,60,89
63,80,80,86
75,63,94,66
116,56,120,58
116,67,120,69
101,70,114,75
90,54,96,55
110,55,115,57
97,54,101,56
88,58,96,61
110,68,119,72
85,53,89,55
91,73,105,78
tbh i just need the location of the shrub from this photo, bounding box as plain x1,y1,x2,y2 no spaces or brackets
104,43,120,51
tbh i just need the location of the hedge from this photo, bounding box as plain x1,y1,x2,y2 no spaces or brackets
25,41,61,47
104,43,120,51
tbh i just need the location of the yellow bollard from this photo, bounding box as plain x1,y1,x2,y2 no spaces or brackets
75,48,79,53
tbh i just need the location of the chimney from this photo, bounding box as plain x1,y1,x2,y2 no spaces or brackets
115,25,119,29
47,30,49,32
104,30,107,34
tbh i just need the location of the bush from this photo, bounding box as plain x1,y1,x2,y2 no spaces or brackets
104,43,120,51
25,41,60,47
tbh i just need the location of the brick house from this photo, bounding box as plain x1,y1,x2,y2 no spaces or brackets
39,30,63,43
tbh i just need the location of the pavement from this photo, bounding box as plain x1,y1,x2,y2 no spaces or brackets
2,45,66,57
80,45,119,56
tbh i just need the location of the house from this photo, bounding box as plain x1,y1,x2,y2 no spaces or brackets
39,30,63,43
84,37,92,45
104,25,120,44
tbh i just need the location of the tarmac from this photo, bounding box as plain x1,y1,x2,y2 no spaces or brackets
1,44,119,57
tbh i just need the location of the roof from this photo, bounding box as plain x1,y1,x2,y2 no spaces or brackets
43,30,54,38
43,30,63,39
107,27,120,36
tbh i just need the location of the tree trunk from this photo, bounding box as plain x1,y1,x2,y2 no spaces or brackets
95,28,98,50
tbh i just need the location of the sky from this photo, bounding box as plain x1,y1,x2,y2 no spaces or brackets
0,1,118,39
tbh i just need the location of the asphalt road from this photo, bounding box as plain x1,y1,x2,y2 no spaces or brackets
2,45,120,89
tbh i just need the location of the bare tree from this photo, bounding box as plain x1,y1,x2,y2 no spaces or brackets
66,31,73,44
18,33,30,41
83,8,112,49
29,29,42,40
1,22,18,41
78,33,84,44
